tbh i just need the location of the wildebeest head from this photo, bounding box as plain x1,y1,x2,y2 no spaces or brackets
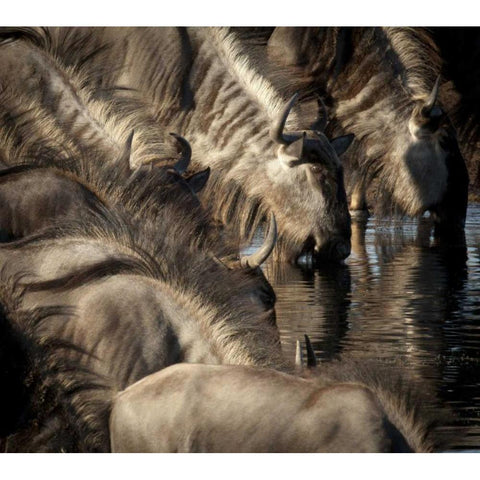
122,131,278,308
385,76,451,217
121,131,210,205
266,93,353,263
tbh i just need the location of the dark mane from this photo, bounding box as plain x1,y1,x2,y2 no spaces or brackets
0,27,183,172
308,357,457,452
0,163,50,180
0,272,112,452
26,256,161,294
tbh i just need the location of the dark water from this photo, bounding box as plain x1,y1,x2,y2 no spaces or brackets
260,204,480,451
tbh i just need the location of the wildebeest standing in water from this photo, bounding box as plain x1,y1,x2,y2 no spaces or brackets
24,26,355,263
262,27,468,240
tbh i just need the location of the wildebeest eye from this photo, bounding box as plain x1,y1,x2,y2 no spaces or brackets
309,164,322,174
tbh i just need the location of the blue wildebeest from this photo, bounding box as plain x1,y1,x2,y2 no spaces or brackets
0,27,184,169
0,78,279,307
0,208,286,452
0,165,285,452
108,351,450,452
0,136,276,308
261,27,469,240
20,27,355,263
0,133,212,242
0,28,275,270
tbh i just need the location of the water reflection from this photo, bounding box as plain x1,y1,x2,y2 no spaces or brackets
264,261,351,363
263,206,480,450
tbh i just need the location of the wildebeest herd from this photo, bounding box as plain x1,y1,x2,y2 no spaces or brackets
0,26,477,453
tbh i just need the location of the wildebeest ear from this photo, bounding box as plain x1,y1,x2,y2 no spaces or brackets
330,134,354,157
186,167,210,193
170,133,192,174
279,135,305,167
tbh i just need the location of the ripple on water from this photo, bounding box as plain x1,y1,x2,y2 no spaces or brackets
247,204,480,450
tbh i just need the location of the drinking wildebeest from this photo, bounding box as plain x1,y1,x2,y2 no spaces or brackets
0,133,211,242
1,207,286,452
0,142,277,309
15,27,355,263
260,27,468,239
108,354,449,452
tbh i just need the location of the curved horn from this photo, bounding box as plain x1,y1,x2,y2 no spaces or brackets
304,334,317,368
270,93,299,145
240,213,277,269
170,133,191,174
295,340,304,367
423,76,440,114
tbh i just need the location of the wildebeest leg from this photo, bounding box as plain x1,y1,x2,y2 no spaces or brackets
0,437,5,452
350,220,368,261
415,216,435,247
349,178,370,219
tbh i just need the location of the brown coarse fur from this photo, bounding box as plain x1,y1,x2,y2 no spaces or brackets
301,357,456,452
0,272,113,452
245,27,468,232
9,27,352,263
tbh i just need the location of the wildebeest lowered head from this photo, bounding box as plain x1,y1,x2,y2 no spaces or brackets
32,27,354,264
266,93,354,262
263,27,468,238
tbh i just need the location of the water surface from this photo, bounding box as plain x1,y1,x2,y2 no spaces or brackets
261,204,480,450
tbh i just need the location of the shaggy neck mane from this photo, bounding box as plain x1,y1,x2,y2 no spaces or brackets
382,28,441,99
0,274,112,452
0,27,179,165
202,27,303,127
0,28,118,151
